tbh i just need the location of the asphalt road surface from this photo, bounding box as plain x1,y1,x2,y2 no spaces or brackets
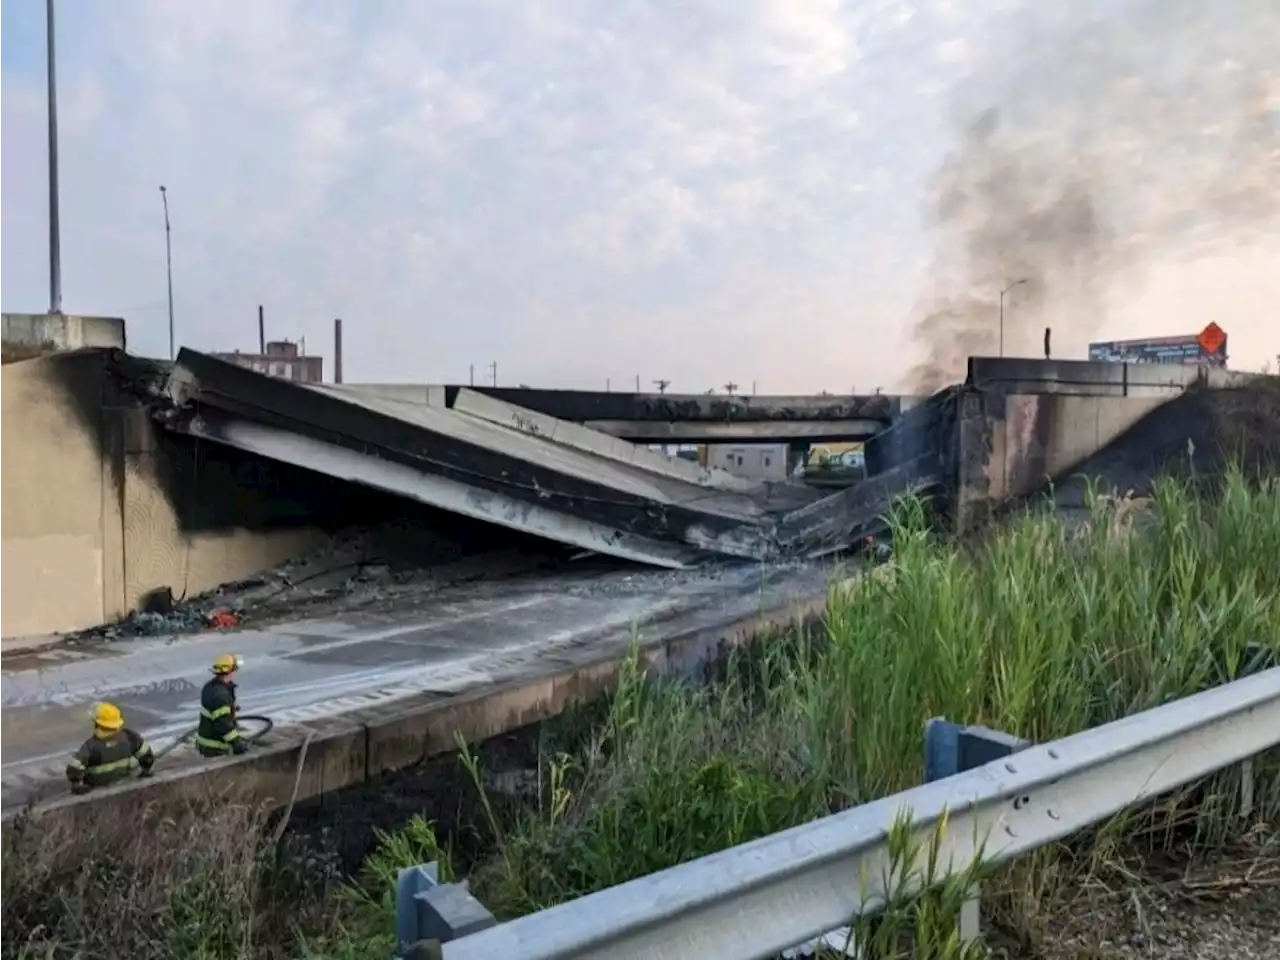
2,561,832,810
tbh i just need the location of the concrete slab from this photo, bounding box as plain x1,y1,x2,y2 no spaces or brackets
161,350,837,564
584,419,885,443
337,384,901,425
450,388,757,492
182,411,707,568
2,561,834,814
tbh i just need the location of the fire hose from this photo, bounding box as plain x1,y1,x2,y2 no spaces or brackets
148,714,275,765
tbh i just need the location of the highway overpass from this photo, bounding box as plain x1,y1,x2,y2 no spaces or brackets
339,384,902,443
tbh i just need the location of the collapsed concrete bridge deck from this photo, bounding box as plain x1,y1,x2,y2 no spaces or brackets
156,349,907,568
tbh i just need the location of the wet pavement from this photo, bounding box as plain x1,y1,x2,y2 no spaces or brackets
1,560,834,810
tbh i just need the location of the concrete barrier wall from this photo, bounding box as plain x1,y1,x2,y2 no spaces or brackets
1,353,323,639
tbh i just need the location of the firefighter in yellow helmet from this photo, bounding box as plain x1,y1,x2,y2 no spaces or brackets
65,702,155,794
197,653,249,757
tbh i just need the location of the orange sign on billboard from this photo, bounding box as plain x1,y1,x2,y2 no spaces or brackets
1197,322,1226,356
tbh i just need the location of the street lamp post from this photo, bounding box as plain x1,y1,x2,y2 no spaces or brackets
46,0,62,315
160,186,175,359
999,279,1028,358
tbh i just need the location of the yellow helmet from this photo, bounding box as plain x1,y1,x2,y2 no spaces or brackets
92,702,124,731
211,653,243,676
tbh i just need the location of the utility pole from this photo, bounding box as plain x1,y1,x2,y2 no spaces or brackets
723,381,738,395
999,279,1028,358
488,361,498,386
46,0,62,315
653,378,670,394
160,185,174,358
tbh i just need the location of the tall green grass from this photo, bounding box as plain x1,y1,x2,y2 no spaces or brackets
447,468,1279,940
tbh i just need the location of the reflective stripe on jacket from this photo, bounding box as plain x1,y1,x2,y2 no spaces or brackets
197,677,241,751
66,728,154,787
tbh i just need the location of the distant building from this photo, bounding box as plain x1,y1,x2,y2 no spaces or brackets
213,340,323,383
706,443,790,481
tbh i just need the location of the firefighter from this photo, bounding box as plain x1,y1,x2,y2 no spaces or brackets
197,653,250,757
66,702,155,794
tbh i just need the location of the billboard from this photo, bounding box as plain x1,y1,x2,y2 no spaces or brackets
1088,324,1227,366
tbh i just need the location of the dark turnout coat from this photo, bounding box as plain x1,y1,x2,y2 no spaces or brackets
197,678,248,755
66,729,154,790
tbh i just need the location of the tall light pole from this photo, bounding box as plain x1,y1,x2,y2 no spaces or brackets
999,279,1028,358
160,186,175,359
46,0,62,315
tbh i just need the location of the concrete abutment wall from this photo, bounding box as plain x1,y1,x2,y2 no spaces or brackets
952,359,1278,531
1,352,324,639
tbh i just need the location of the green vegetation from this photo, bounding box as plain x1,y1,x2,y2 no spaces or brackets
5,469,1278,959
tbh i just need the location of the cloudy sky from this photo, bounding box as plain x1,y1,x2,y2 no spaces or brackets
3,0,1277,390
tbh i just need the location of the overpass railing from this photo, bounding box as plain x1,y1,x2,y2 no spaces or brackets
396,668,1279,960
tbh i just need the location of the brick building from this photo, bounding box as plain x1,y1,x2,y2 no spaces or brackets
212,340,323,383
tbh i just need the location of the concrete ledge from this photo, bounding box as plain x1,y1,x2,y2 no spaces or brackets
966,356,1264,397
5,581,836,833
2,313,125,357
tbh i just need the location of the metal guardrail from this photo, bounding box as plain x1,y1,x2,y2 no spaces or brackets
415,668,1278,960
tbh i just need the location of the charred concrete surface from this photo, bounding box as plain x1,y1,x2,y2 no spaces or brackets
1,350,330,637
1,559,837,827
857,358,1280,536
950,358,1280,532
581,418,886,443
154,350,889,567
4,346,891,635
348,384,899,442
3,349,600,639
371,383,902,425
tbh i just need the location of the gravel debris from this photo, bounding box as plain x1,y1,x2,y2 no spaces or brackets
1033,845,1280,960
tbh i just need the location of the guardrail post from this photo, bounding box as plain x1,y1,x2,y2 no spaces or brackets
1240,758,1255,819
395,862,497,960
924,718,1032,945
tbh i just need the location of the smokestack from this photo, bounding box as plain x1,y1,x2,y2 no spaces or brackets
257,305,265,353
333,318,343,384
